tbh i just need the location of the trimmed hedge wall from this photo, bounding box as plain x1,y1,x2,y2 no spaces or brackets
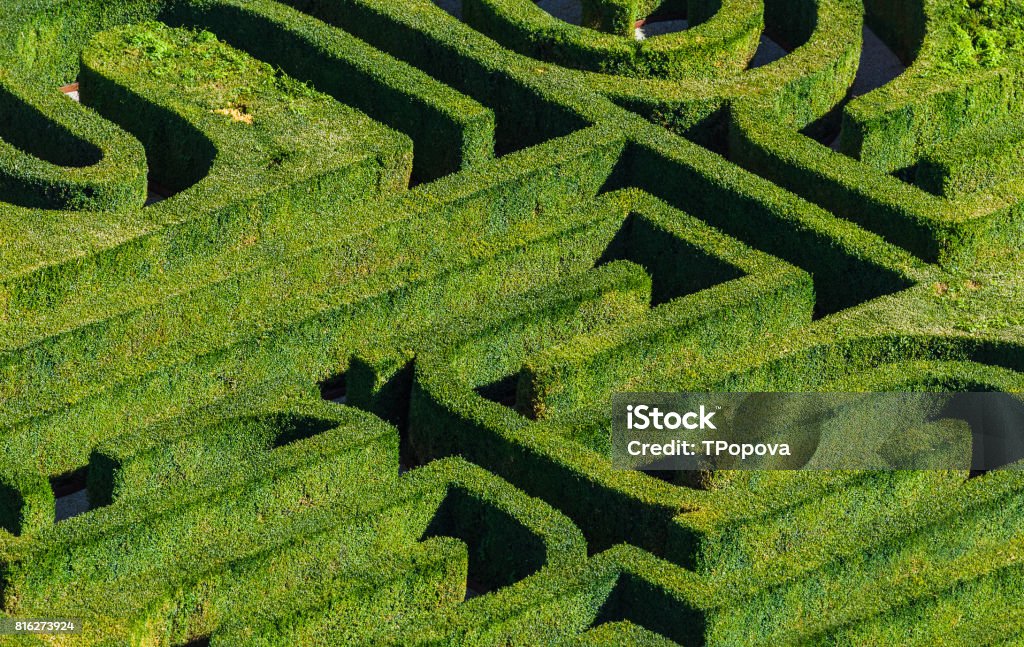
0,80,148,211
0,0,1022,643
2,379,588,644
0,18,413,319
723,0,1024,266
165,0,495,182
519,189,814,423
840,0,1024,173
462,0,762,80
916,111,1024,198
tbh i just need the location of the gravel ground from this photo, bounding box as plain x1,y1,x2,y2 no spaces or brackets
824,26,906,149
851,26,905,98
55,489,90,522
538,0,582,24
749,35,789,68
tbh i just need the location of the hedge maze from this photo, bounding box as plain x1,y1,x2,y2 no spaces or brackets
1,0,1024,644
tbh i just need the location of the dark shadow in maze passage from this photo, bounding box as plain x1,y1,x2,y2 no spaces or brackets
421,486,548,595
760,0,816,53
862,0,927,67
325,361,420,472
538,0,583,26
0,482,27,535
411,378,684,559
613,144,914,318
0,84,103,168
77,65,215,199
319,372,348,404
476,373,521,410
0,84,111,209
475,372,541,422
433,0,464,20
338,356,420,470
269,413,340,448
747,33,789,69
940,391,1024,474
51,466,92,523
597,212,744,306
273,0,590,157
800,26,907,151
593,572,705,646
639,0,688,27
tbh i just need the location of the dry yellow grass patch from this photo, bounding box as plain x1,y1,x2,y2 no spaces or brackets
213,105,253,124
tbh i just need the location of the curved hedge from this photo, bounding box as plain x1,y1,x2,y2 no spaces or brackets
0,0,1022,643
462,0,763,79
0,79,148,211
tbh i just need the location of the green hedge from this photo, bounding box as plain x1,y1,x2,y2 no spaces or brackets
0,122,625,438
0,0,159,214
916,111,1024,197
729,86,1024,264
346,540,708,646
1,18,412,317
409,258,691,556
0,80,147,211
519,189,813,424
410,275,1024,569
841,0,1024,173
407,311,1024,640
207,456,587,646
165,0,495,182
0,0,1022,643
2,376,586,644
707,485,1024,644
580,0,642,36
2,388,400,642
623,128,920,316
585,0,861,135
462,0,762,80
842,66,1020,174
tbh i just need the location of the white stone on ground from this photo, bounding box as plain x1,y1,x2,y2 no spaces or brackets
635,19,687,40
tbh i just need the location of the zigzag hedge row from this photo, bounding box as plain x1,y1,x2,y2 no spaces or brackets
0,0,1022,644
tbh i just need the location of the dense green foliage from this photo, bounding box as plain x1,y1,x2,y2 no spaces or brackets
0,0,1022,644
942,0,1024,69
462,0,762,79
